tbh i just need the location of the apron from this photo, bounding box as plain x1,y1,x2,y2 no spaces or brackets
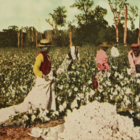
14,70,56,112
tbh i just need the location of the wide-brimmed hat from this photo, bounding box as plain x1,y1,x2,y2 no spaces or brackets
37,39,53,48
99,42,110,48
131,44,139,50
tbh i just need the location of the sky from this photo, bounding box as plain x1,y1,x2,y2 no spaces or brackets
0,0,140,32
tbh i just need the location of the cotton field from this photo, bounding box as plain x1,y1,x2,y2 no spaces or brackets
0,45,140,129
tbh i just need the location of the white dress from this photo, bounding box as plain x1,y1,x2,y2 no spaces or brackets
111,46,120,58
56,46,80,75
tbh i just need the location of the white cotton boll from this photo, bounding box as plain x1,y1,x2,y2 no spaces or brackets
125,88,132,95
83,85,86,92
28,108,33,115
44,116,50,122
88,89,95,98
112,66,117,70
38,112,44,119
23,114,29,121
110,95,114,100
72,78,76,81
112,90,118,96
110,87,114,93
98,77,104,82
76,71,80,75
106,81,111,86
74,87,78,91
123,95,128,102
75,95,81,101
137,79,140,84
59,85,63,90
33,110,37,114
71,100,78,109
124,77,128,81
29,127,42,138
127,68,132,75
106,71,111,78
119,89,124,96
52,111,59,116
62,101,67,109
120,82,125,86
71,65,75,70
43,109,49,115
31,115,36,122
135,96,139,103
136,113,140,119
78,93,84,99
98,88,103,93
68,91,72,97
59,105,64,112
136,102,140,108
57,96,61,101
88,80,92,84
114,72,119,77
136,73,140,78
119,74,124,79
95,97,101,101
125,100,131,106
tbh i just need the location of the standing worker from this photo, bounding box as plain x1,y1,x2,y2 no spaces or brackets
14,39,56,112
128,44,140,76
56,32,80,75
111,42,120,58
93,42,110,90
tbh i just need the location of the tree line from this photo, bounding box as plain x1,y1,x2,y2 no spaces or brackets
46,0,139,47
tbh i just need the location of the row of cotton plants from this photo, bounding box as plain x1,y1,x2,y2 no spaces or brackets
1,45,140,126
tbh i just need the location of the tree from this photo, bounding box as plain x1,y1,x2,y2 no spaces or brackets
108,0,124,43
120,2,138,46
46,6,67,34
70,0,108,45
70,0,94,25
8,26,19,31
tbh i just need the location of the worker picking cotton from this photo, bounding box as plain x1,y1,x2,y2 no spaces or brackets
14,39,56,112
56,32,80,75
128,44,140,76
0,39,56,124
93,42,110,90
111,43,120,58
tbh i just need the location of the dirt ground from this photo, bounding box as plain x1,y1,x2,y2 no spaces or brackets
0,119,64,140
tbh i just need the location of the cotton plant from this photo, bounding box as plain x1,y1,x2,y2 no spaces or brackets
2,46,140,127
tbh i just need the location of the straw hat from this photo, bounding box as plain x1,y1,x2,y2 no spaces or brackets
37,39,53,48
99,42,110,48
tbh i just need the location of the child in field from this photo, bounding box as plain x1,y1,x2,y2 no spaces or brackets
93,42,110,90
128,44,140,76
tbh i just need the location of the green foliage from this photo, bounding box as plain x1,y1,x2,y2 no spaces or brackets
50,6,67,27
52,30,69,47
70,0,94,24
1,44,140,126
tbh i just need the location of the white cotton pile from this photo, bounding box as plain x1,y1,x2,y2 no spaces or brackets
58,101,140,140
